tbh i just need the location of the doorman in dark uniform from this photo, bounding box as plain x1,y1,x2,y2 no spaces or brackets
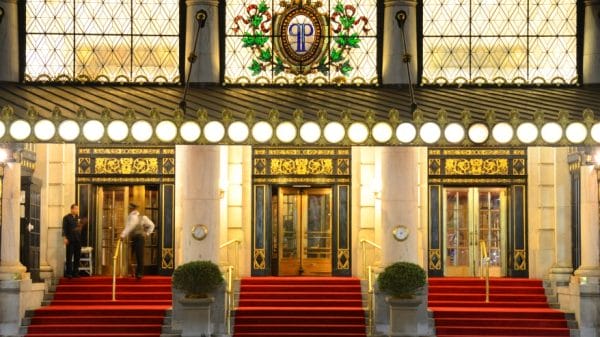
62,204,81,278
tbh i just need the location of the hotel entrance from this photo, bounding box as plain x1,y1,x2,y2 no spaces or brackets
443,187,507,277
276,187,332,276
95,185,160,276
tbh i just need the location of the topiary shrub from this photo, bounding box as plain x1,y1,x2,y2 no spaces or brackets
172,260,224,298
377,261,426,298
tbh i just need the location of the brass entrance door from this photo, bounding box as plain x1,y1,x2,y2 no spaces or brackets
278,187,332,276
443,187,507,277
96,186,159,276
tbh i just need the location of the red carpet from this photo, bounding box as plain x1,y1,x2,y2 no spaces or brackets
428,277,571,337
25,276,172,337
233,277,366,337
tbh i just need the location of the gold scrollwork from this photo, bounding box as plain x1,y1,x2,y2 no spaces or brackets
253,249,266,269
270,158,333,175
445,158,508,175
429,249,441,270
95,158,158,175
337,249,350,269
442,149,511,156
161,248,174,269
92,148,163,155
514,250,527,271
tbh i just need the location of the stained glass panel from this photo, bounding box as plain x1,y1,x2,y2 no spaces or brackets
25,0,179,83
224,0,377,85
423,0,577,85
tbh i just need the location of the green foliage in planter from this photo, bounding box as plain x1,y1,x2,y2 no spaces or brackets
377,261,426,298
172,260,224,297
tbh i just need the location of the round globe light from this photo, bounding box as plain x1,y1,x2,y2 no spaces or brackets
516,122,538,144
300,121,321,143
131,120,153,142
591,123,600,143
252,121,274,143
276,121,297,143
468,123,489,144
107,120,129,142
228,121,250,143
372,122,393,143
396,122,417,143
540,122,563,144
323,122,345,144
10,120,32,141
180,121,201,142
492,122,514,144
34,119,56,141
419,122,441,144
564,122,587,144
444,122,465,144
58,120,80,141
156,120,177,142
348,122,369,143
83,120,104,142
204,121,225,143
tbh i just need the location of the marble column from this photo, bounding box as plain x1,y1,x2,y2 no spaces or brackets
583,0,600,84
549,148,573,285
185,0,220,83
574,165,600,277
33,145,53,281
382,0,417,85
0,161,27,280
0,0,18,82
175,145,221,263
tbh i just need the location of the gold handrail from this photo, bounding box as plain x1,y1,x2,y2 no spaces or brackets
112,238,122,301
479,240,490,303
360,239,381,279
360,239,381,337
220,239,241,279
224,265,234,336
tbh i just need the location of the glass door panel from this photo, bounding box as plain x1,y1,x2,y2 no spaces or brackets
444,187,506,277
278,187,332,276
97,186,128,276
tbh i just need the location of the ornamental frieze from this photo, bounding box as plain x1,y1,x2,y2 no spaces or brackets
271,158,333,175
95,158,158,175
445,158,508,175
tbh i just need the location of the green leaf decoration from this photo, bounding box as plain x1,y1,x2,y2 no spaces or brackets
341,61,352,76
334,2,344,14
241,33,255,48
347,33,360,48
334,33,347,47
259,48,272,62
340,16,355,30
330,49,343,62
250,15,263,28
242,32,269,48
258,1,269,13
255,32,269,46
249,59,262,75
274,56,285,75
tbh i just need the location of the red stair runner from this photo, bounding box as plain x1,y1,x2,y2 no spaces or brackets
428,277,571,337
233,277,367,337
25,276,172,337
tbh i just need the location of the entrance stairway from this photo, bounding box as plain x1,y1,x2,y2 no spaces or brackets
428,277,574,337
22,276,171,337
233,277,367,337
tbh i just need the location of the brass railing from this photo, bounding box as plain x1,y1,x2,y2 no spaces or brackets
219,239,240,335
360,239,381,337
480,240,490,303
112,238,123,301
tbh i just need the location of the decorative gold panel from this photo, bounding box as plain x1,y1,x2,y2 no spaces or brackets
429,249,441,270
254,158,267,175
161,248,174,269
514,250,527,271
512,158,526,175
162,158,175,174
336,159,350,175
445,158,508,175
337,249,350,270
95,158,158,175
78,158,91,174
271,158,333,175
428,158,441,175
254,249,266,270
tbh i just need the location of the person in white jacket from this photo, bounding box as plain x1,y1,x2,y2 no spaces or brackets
120,203,155,279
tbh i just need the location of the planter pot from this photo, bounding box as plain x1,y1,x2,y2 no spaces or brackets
178,296,214,337
385,296,422,337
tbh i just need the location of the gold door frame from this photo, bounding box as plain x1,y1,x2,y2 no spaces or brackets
277,187,332,276
443,187,507,277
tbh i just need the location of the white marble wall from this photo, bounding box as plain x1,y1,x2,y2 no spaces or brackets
175,145,221,264
0,0,19,82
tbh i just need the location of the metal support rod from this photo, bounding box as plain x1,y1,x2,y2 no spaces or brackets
179,9,208,112
395,10,417,112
